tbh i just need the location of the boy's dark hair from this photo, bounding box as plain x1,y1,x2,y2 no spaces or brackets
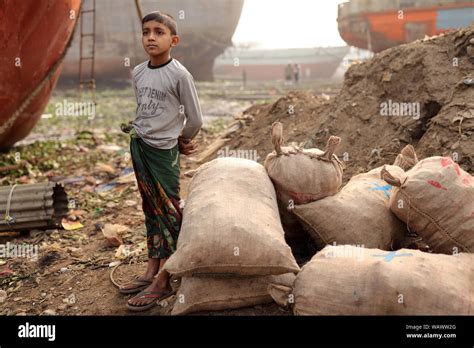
142,11,178,35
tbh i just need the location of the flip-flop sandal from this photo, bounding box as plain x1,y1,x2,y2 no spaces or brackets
155,289,177,305
126,289,176,312
118,278,153,294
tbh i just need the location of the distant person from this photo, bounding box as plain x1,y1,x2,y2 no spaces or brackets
120,11,203,311
293,63,301,84
285,63,293,85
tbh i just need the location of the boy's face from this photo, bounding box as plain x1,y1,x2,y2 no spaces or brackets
142,20,179,57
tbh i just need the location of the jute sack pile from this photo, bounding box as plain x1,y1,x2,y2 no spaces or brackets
382,156,474,254
291,145,418,250
264,122,343,241
172,273,295,315
269,245,474,315
264,122,343,206
164,157,300,277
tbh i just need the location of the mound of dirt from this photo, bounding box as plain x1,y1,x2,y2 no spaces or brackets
195,91,333,171
204,25,474,183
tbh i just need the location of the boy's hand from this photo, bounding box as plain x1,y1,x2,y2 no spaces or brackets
120,121,134,134
178,136,198,155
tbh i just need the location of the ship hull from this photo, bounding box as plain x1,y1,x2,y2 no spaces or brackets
0,0,81,148
59,0,244,83
338,1,474,52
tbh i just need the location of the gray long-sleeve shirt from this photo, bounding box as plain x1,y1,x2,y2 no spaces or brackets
131,58,203,149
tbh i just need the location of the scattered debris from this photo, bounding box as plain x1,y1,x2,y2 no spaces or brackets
0,231,21,237
0,290,7,303
101,223,128,247
114,244,127,259
61,176,86,185
97,144,123,153
61,219,84,231
41,309,57,316
0,161,28,173
38,251,61,269
108,261,121,268
95,162,116,175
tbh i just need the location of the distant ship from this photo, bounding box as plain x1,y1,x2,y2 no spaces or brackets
0,0,81,149
214,46,351,81
59,0,244,83
337,0,474,52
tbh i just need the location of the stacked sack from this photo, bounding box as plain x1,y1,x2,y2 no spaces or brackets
291,144,419,251
264,121,344,255
382,156,474,254
264,122,344,205
164,157,299,315
269,244,474,315
267,152,473,316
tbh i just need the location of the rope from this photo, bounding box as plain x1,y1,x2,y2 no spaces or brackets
109,262,123,288
134,0,143,22
3,184,18,225
109,252,148,288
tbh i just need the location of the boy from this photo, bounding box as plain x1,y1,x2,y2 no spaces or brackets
120,11,203,311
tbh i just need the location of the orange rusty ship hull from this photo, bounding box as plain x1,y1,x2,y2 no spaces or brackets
338,1,474,52
0,0,81,149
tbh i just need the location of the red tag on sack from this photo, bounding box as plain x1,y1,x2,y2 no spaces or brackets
440,158,453,167
463,176,473,186
427,180,448,190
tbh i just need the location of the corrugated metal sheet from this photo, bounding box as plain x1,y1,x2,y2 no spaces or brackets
0,183,69,232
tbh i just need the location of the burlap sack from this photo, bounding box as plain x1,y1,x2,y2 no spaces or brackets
286,245,474,315
393,144,419,171
264,122,343,206
171,273,295,315
277,198,307,239
382,156,474,254
164,157,300,277
292,164,410,250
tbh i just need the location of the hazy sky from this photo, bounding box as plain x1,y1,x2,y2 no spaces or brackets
232,0,347,48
